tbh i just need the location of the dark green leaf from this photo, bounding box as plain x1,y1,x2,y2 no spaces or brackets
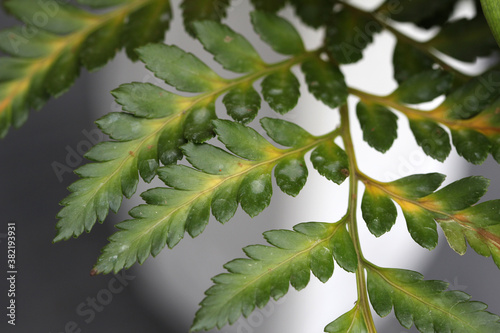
183,101,217,143
193,21,265,73
427,16,498,63
222,84,261,124
239,168,273,217
136,44,225,92
391,70,453,104
409,119,451,162
121,0,172,61
330,224,358,272
250,0,287,12
460,200,500,227
181,0,230,37
289,0,333,28
440,69,500,120
302,56,348,109
251,11,305,55
310,140,349,184
275,156,308,197
393,41,434,84
367,267,500,332
362,185,397,237
401,204,438,250
261,69,300,114
451,129,491,164
325,9,382,64
356,101,398,153
378,0,458,28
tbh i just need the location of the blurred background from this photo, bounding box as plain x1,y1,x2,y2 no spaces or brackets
1,0,499,332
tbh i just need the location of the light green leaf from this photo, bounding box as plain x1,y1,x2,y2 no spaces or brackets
261,69,301,114
91,121,339,274
193,21,265,73
386,173,446,199
0,0,172,138
367,267,500,332
136,44,226,92
251,11,305,55
191,221,348,331
260,117,314,147
302,56,348,109
481,0,500,47
356,101,398,153
325,304,368,333
425,176,490,212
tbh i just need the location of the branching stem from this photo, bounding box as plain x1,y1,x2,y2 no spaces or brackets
340,104,377,332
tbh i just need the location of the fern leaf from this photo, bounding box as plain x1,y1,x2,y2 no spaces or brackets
361,173,500,266
190,221,358,331
181,0,230,37
367,266,500,332
0,0,171,138
55,22,317,242
91,119,346,274
325,304,368,333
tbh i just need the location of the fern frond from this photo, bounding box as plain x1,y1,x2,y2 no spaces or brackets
367,266,500,332
360,173,500,268
0,0,171,138
91,119,347,274
190,221,358,331
55,16,349,243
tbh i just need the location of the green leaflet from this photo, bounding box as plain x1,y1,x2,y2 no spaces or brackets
91,119,343,274
390,70,453,104
54,83,210,241
378,0,458,29
289,0,333,28
325,9,382,64
481,0,500,47
180,0,230,37
392,41,434,84
325,304,368,333
367,267,500,332
302,56,348,109
251,11,305,55
310,140,349,185
409,119,451,162
426,15,498,63
222,84,261,124
193,20,265,73
451,128,492,164
438,69,500,120
261,69,301,114
356,101,398,153
191,221,357,331
250,0,287,13
0,0,171,138
361,184,397,237
136,44,226,93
